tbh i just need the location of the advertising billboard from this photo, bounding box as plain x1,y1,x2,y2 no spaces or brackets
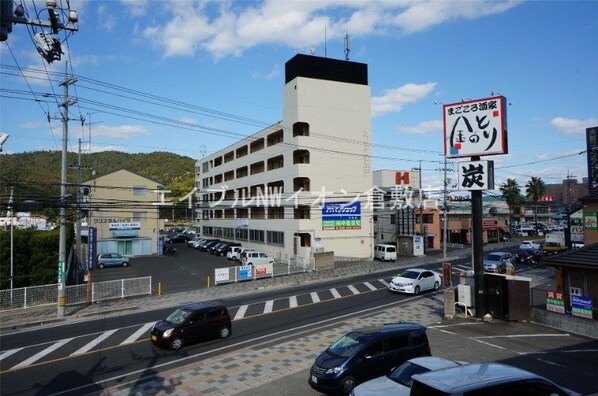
322,201,361,230
444,96,508,158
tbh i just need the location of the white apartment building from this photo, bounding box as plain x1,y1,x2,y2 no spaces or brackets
195,54,373,261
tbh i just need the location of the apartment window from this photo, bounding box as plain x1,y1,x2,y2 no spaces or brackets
268,207,284,219
250,138,265,153
294,206,310,219
202,162,209,172
267,155,284,171
224,170,234,181
267,231,284,246
390,214,396,224
293,149,310,164
236,145,248,159
293,177,310,192
423,214,434,224
133,186,148,196
293,122,309,137
267,129,284,146
236,166,248,179
249,229,265,243
250,161,265,175
214,156,223,167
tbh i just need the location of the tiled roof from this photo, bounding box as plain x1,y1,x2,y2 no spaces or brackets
543,243,598,269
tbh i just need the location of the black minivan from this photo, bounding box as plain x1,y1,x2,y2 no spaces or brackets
150,302,232,350
308,323,430,395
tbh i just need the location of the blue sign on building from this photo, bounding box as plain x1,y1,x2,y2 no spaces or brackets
322,201,361,230
87,227,96,270
571,295,593,319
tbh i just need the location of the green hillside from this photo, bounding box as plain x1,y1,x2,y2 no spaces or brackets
0,150,196,216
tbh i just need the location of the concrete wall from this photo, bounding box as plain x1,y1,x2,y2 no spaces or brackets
530,308,598,339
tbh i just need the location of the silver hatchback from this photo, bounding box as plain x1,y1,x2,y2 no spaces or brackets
97,253,130,269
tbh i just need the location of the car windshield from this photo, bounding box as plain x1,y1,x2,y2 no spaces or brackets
388,361,429,387
327,332,368,358
485,254,502,261
399,270,420,279
165,308,192,325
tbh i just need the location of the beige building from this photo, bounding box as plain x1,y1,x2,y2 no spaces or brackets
194,54,373,261
87,169,163,256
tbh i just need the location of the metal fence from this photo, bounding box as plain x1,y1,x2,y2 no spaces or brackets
0,276,152,311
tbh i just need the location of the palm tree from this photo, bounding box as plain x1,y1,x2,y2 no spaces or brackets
499,178,521,228
525,177,546,228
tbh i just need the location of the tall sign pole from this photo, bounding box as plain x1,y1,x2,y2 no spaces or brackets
443,95,508,318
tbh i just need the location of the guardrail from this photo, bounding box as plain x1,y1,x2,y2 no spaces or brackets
0,276,152,311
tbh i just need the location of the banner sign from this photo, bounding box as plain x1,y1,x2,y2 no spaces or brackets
322,201,361,230
444,96,508,158
546,291,565,314
587,126,598,194
571,295,593,319
87,226,96,269
458,160,494,191
108,222,141,230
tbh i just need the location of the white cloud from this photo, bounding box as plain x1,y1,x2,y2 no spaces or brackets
138,1,522,59
89,144,129,153
397,120,443,134
372,82,436,116
92,124,150,139
18,121,44,129
251,65,280,81
551,117,598,134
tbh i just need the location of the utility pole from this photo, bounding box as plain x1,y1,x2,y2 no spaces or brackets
443,157,449,258
69,138,87,283
57,68,78,318
9,186,14,294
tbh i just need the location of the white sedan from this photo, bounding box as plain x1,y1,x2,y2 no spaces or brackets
389,268,442,295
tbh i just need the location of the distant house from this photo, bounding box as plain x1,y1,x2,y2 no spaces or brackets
86,169,164,256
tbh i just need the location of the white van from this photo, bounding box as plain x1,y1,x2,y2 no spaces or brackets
374,244,397,261
241,251,274,266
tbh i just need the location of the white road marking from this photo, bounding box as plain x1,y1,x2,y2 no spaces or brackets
472,338,506,350
0,347,24,362
12,338,73,369
475,333,570,339
379,279,390,287
121,322,154,345
348,285,360,295
263,300,274,314
234,305,248,320
289,296,298,308
71,330,118,356
535,357,567,368
364,282,377,291
330,288,341,299
310,292,320,303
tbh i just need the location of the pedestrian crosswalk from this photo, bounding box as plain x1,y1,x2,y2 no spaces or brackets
0,262,545,373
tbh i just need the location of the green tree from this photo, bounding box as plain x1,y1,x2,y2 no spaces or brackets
525,177,546,227
499,178,521,227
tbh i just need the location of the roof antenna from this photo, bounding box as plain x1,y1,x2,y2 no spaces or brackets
324,26,327,58
344,32,350,61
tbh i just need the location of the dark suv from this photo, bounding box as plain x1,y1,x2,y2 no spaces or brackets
150,302,231,350
308,322,431,395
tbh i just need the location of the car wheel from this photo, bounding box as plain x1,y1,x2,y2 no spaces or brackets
170,337,183,351
339,376,357,395
98,263,104,269
434,281,440,290
219,326,231,339
414,286,420,295
122,262,128,267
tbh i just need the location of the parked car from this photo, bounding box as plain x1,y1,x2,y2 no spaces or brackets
241,251,274,266
187,236,203,248
209,241,229,254
514,248,542,264
482,251,515,273
227,246,245,260
150,302,231,351
410,362,578,396
190,238,208,249
351,356,461,396
97,253,130,269
374,244,397,261
214,242,241,257
169,234,191,243
308,322,431,395
519,240,542,250
231,247,255,261
388,268,442,295
198,239,220,251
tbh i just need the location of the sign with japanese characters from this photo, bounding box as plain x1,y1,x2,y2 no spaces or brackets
458,160,495,191
546,291,565,314
444,96,508,158
587,126,598,193
571,295,593,319
322,201,361,230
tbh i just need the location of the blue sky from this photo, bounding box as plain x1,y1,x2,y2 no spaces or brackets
1,0,597,195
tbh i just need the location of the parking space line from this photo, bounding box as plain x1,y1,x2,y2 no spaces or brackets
310,292,320,303
378,279,390,287
0,348,24,362
234,305,248,320
289,296,297,308
364,282,377,291
330,288,341,299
